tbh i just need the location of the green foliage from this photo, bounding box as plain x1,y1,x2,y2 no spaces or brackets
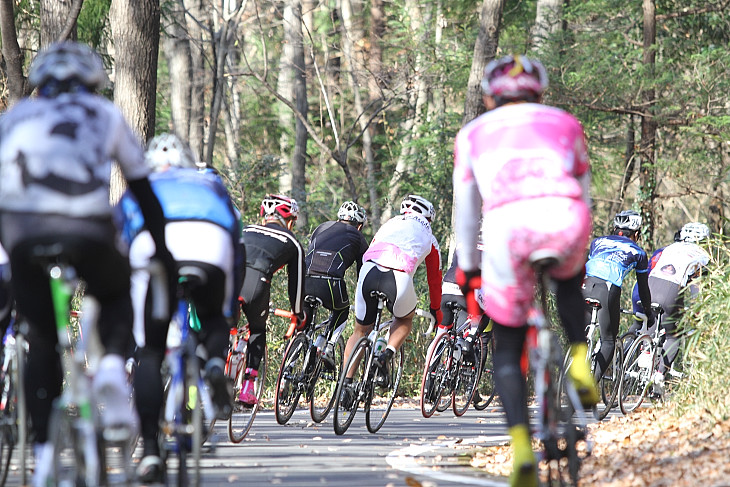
78,0,111,49
671,237,730,420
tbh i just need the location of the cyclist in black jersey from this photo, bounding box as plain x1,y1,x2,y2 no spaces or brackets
238,194,306,406
303,202,369,368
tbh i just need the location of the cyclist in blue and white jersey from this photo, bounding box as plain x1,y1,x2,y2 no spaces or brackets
583,210,655,381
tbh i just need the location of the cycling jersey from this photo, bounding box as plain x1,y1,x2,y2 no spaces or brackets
453,102,589,272
649,241,709,287
585,235,650,287
0,93,149,218
306,220,369,279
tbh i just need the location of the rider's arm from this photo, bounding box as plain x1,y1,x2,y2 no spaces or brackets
286,240,306,317
424,245,443,325
635,271,654,325
453,133,481,272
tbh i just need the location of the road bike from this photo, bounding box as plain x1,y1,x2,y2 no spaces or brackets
31,244,137,487
471,321,496,411
526,255,592,486
419,301,483,418
275,295,345,425
332,290,404,435
159,266,217,487
618,304,664,414
0,314,28,487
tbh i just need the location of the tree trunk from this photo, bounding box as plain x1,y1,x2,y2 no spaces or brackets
531,0,563,49
366,0,385,226
462,0,505,126
289,0,309,229
40,0,81,46
162,0,192,140
184,0,207,161
639,0,657,246
0,0,28,105
277,3,296,195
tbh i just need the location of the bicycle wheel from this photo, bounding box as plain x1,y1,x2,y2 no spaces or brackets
50,407,99,487
473,333,496,411
593,340,623,420
365,345,403,433
0,357,16,487
310,335,345,423
275,333,309,425
619,334,656,414
228,348,267,443
420,334,452,418
452,342,482,417
333,338,370,435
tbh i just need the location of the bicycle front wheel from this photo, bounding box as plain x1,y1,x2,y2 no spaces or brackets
452,343,482,417
333,338,370,435
228,348,267,443
473,333,496,411
310,335,345,423
420,334,452,418
593,340,623,420
0,360,17,486
619,334,655,414
365,345,404,433
275,333,309,425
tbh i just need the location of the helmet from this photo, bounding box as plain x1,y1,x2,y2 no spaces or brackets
261,194,299,220
400,194,435,220
679,222,710,243
145,133,197,171
481,54,548,100
337,201,367,224
28,42,108,92
613,210,641,230
613,210,642,231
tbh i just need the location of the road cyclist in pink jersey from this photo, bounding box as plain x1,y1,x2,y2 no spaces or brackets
452,54,598,487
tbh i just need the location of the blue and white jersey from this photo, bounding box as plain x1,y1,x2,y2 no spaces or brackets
585,235,649,287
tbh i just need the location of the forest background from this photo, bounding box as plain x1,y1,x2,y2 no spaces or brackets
1,0,730,412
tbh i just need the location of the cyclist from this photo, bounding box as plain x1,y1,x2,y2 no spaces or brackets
237,194,306,406
340,194,443,405
453,54,598,487
584,210,655,382
303,201,369,368
630,221,710,393
119,133,241,483
0,42,176,484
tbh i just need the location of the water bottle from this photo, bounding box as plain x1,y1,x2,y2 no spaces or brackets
313,334,327,353
374,336,387,355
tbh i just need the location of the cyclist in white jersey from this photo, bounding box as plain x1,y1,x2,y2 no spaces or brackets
0,42,176,486
452,54,597,487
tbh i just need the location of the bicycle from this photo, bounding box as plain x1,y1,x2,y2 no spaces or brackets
525,255,592,486
224,303,294,443
332,290,404,435
618,304,664,414
0,314,29,487
419,301,483,418
472,320,496,411
159,266,217,487
31,244,137,487
275,295,345,425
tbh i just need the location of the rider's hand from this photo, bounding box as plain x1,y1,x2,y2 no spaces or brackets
455,267,482,316
429,307,443,327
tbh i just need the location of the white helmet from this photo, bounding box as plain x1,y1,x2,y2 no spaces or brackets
400,195,435,220
613,210,642,231
29,42,108,93
337,201,367,224
679,222,710,243
145,133,197,171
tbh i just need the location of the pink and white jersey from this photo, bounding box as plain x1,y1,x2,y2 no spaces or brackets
453,103,589,271
363,213,440,276
649,241,709,287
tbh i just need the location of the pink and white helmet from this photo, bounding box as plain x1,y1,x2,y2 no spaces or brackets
481,54,548,100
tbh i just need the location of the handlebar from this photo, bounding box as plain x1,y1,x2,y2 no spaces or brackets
269,306,298,339
415,308,436,335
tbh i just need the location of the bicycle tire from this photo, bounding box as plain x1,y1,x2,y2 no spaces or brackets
275,333,309,425
50,407,98,487
619,334,655,414
228,348,267,443
333,338,370,435
419,334,452,418
593,339,623,421
310,335,345,423
452,341,482,417
0,354,16,487
365,345,403,433
473,333,496,411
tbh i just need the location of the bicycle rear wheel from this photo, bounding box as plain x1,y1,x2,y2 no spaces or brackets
333,338,369,435
275,333,309,425
452,343,481,417
228,348,267,443
619,334,655,414
365,345,403,433
310,335,345,423
419,334,452,418
593,340,623,420
473,333,496,411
